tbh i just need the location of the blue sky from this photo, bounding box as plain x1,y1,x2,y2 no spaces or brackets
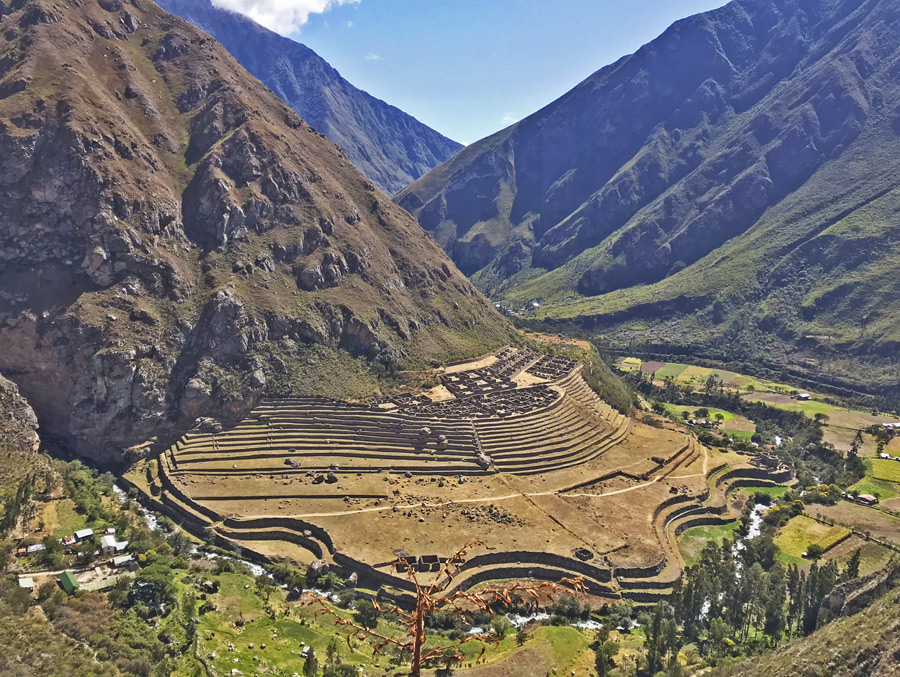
218,0,730,144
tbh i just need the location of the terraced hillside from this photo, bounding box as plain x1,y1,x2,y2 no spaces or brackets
135,347,792,602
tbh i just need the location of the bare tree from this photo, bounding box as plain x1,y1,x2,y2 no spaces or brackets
314,541,585,675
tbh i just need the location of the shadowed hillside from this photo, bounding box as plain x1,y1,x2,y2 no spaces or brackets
397,0,900,399
0,0,513,466
157,0,463,194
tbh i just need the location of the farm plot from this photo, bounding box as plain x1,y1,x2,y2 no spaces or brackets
773,515,851,565
806,502,900,547
872,459,900,484
849,460,899,500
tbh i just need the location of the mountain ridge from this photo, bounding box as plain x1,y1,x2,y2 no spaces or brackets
396,0,900,397
0,0,513,466
157,0,462,194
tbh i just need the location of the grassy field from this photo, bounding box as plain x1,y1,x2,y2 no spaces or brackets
41,499,89,539
849,460,900,500
617,357,792,393
773,515,851,565
460,626,593,676
663,404,736,422
733,485,792,500
872,458,900,483
678,521,740,567
744,394,838,417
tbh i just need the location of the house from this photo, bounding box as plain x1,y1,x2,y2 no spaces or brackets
74,528,94,542
26,543,46,554
100,534,129,556
797,393,811,401
112,554,134,568
58,571,79,594
858,494,878,506
18,577,35,591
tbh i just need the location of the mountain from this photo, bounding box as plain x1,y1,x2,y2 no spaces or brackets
156,0,462,194
0,0,513,466
397,0,900,399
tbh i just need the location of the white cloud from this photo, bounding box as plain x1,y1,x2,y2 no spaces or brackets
346,20,354,27
364,52,382,61
501,113,518,124
212,0,360,36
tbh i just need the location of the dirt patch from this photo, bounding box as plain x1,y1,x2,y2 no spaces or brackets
640,361,666,373
807,502,900,546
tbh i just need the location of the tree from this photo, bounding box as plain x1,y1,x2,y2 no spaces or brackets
326,636,340,671
846,548,861,580
355,599,379,629
315,541,584,676
681,410,691,421
805,544,824,560
129,563,177,614
591,626,617,676
303,647,318,677
255,574,276,604
516,628,527,646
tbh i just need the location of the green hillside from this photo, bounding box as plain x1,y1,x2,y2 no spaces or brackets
396,0,900,401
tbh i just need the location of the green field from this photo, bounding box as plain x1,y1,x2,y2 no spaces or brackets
618,357,792,394
678,521,740,568
664,404,736,422
745,395,839,417
733,485,791,499
654,363,688,379
871,458,900,484
773,515,851,566
849,460,900,500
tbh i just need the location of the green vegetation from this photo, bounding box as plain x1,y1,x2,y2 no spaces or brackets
664,404,736,422
871,458,900,483
772,516,851,566
678,521,740,568
848,460,900,500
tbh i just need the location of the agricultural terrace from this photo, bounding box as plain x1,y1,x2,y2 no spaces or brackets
138,347,792,605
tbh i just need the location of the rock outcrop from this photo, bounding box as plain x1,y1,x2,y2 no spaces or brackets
0,0,513,466
0,374,39,454
157,0,462,194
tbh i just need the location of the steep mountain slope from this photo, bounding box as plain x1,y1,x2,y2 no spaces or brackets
156,0,462,194
0,373,40,497
0,0,513,465
710,570,900,677
397,0,900,398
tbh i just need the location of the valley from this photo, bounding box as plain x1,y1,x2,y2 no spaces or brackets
1,0,900,675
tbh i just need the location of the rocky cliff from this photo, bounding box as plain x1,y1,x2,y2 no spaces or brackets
397,0,900,396
157,0,462,194
0,374,39,455
0,0,513,466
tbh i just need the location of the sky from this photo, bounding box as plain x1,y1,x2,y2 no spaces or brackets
212,0,730,144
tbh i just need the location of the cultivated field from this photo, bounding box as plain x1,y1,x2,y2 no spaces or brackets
773,515,851,565
137,347,791,604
